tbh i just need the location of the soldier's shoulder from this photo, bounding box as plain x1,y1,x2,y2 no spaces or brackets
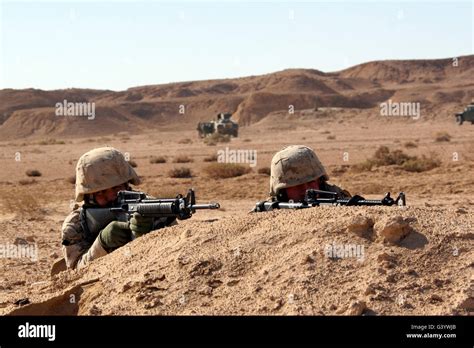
62,207,81,228
61,207,83,244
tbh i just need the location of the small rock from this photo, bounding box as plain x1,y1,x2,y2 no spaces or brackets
25,236,35,243
13,238,29,246
227,280,240,287
376,216,413,243
207,279,223,289
386,274,396,283
364,284,376,295
430,294,443,303
198,285,213,296
346,301,367,315
135,293,146,301
177,255,190,266
347,215,374,238
433,279,444,287
89,304,102,315
181,229,192,238
459,297,474,311
144,298,163,309
456,208,467,214
122,282,133,292
302,255,315,264
329,304,337,311
272,299,284,311
383,262,396,269
377,252,397,263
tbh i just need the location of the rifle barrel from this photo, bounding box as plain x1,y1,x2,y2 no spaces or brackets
191,203,221,209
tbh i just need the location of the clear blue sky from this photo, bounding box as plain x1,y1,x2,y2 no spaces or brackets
0,0,472,91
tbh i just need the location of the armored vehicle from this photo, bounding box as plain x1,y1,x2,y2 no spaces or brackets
197,113,239,137
455,102,474,125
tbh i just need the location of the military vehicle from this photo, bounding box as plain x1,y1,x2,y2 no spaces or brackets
455,101,474,125
197,112,239,137
196,122,215,138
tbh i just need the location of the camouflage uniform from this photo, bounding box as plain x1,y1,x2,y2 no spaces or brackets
61,147,176,270
269,145,351,201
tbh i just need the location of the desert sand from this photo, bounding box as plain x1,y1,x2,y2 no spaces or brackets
0,55,473,315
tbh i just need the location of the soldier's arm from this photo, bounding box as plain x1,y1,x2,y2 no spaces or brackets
61,209,107,270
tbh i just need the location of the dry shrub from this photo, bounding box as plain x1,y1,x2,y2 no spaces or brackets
29,148,45,154
173,155,193,163
327,135,336,140
204,163,251,179
204,133,231,146
435,132,451,142
373,146,411,166
150,156,167,164
404,141,418,148
26,169,42,177
401,155,441,172
169,167,192,178
353,146,440,173
258,167,271,176
352,160,374,172
204,154,218,162
38,138,65,145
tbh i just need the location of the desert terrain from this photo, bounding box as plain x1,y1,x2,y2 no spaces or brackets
0,55,473,315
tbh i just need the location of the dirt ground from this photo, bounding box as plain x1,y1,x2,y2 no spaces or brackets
0,111,473,315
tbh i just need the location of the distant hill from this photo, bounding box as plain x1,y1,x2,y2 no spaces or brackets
1,55,473,139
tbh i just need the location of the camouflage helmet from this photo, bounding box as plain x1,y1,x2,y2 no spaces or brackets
270,145,329,197
75,147,140,202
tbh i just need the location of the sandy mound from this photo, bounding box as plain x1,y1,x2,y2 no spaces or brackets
338,55,474,83
3,205,472,316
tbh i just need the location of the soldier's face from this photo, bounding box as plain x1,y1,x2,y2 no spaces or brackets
93,183,128,207
286,180,319,201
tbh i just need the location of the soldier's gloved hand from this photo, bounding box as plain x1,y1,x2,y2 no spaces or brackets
99,221,131,251
130,212,154,237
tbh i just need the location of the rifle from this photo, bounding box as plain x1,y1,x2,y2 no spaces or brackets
80,189,220,238
253,189,406,212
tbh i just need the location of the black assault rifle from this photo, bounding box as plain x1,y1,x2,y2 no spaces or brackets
254,189,406,212
79,189,220,238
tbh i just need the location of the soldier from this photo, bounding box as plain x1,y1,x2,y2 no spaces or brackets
61,147,176,270
269,145,351,203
